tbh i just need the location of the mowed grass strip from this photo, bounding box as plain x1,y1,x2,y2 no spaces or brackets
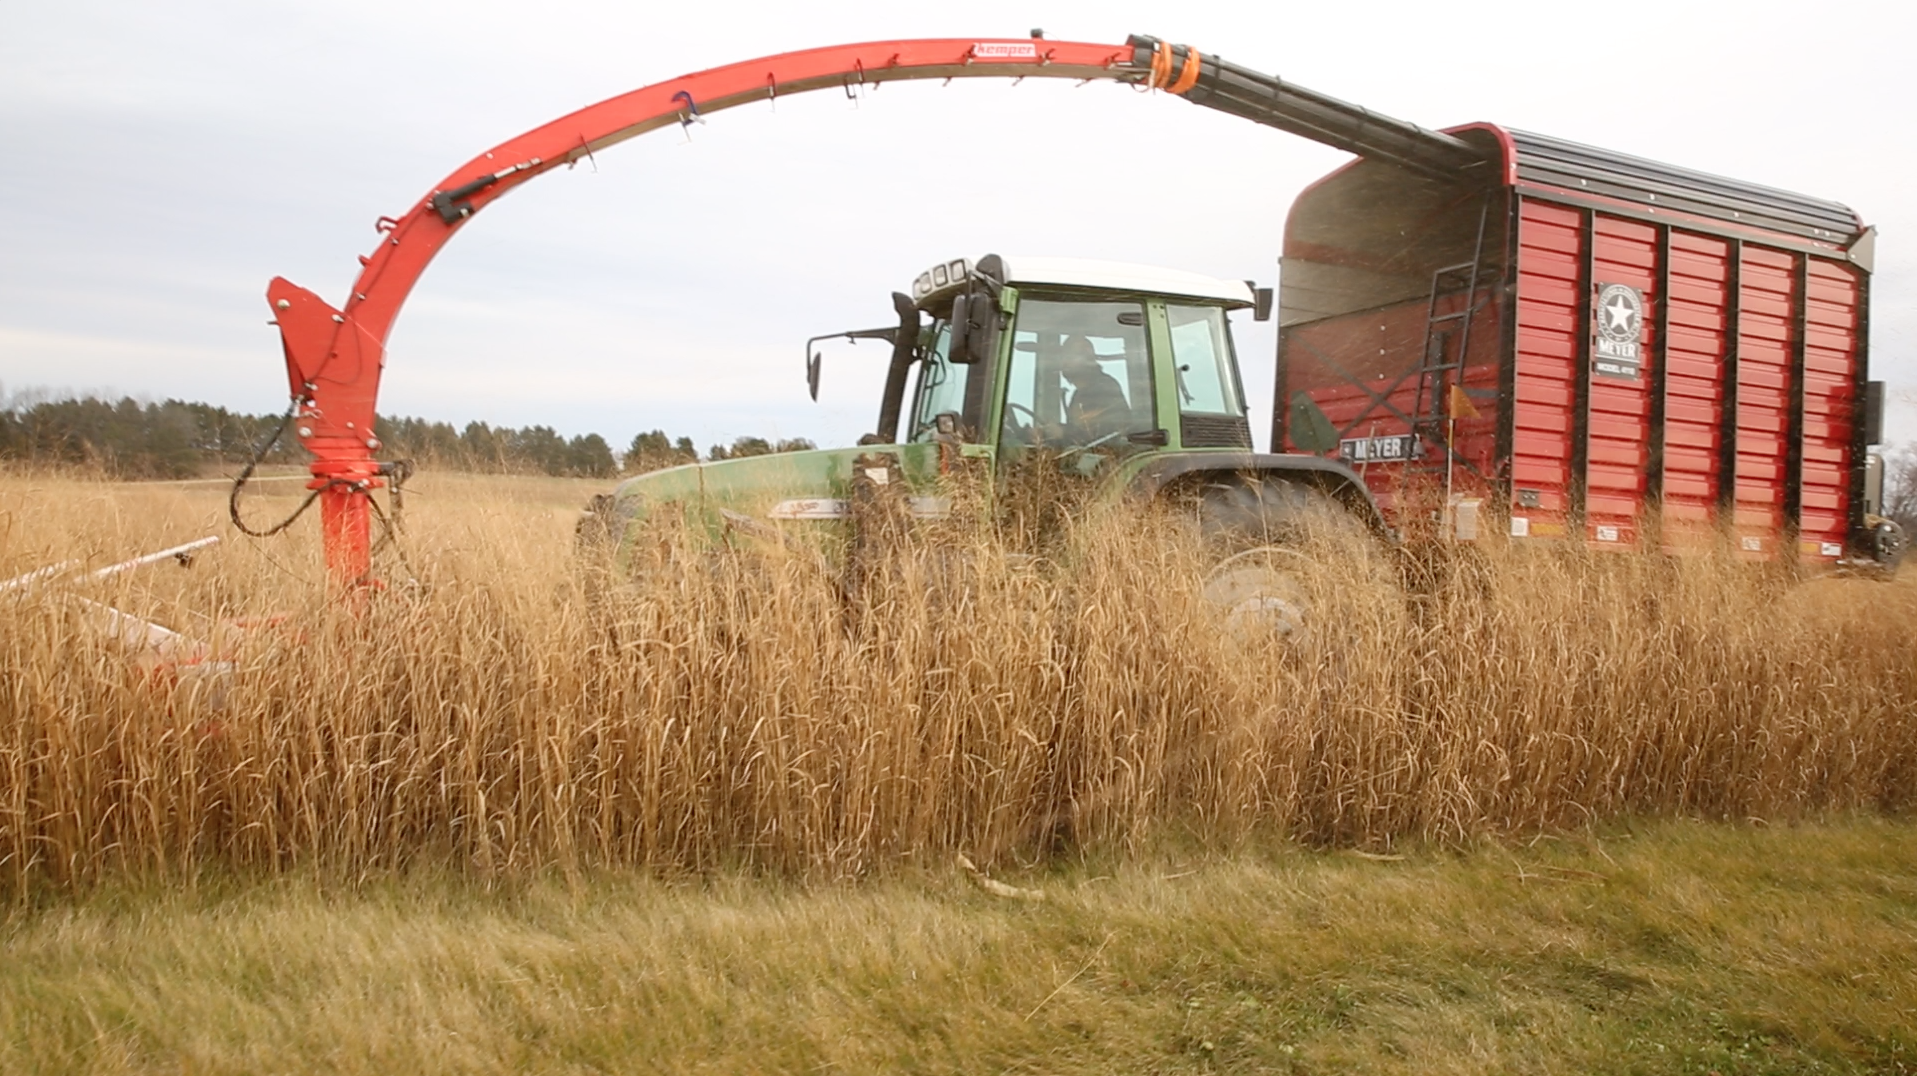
3,818,1913,1075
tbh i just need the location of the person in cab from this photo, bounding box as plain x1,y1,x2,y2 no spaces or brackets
1058,335,1132,441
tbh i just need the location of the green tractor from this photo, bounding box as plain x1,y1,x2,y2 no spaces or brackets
582,254,1390,626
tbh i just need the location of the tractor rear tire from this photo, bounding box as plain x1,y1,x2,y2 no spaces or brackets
1192,477,1397,640
1195,477,1356,550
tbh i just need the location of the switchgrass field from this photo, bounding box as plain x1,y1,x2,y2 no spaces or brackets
3,467,1916,1073
1,466,1913,892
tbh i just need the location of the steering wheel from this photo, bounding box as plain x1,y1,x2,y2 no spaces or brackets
1003,401,1039,441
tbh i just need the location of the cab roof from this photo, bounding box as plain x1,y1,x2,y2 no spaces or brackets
911,254,1255,309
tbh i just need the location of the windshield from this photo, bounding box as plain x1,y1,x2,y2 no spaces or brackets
908,322,967,442
999,298,1154,454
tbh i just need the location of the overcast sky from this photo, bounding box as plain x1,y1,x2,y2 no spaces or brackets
3,0,1914,454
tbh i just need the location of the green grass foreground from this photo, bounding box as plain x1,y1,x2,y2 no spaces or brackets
3,820,1914,1075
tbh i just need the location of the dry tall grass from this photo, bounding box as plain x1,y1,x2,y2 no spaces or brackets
1,468,1913,897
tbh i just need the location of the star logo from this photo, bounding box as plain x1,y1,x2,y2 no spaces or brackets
1595,283,1642,342
1604,294,1636,333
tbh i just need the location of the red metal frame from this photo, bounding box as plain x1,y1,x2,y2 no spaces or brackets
268,37,1141,582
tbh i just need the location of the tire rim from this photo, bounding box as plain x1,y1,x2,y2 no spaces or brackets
1202,546,1312,637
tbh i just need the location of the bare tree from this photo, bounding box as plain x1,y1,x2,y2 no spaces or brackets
1882,443,1917,535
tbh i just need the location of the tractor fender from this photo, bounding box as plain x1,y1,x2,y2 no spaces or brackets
1125,453,1393,540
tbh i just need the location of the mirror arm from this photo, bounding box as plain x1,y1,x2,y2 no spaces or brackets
803,324,900,404
963,269,1003,298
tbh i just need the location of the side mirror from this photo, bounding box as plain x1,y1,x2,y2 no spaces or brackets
1252,286,1275,322
947,289,996,365
947,293,973,364
804,318,904,407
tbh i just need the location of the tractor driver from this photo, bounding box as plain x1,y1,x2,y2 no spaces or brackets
1059,336,1132,442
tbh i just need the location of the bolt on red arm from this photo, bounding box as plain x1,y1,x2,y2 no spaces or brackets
266,36,1146,584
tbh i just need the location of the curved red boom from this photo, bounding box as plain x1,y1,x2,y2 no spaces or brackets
266,33,1486,582
269,37,1146,582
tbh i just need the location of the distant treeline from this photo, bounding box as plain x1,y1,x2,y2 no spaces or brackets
0,394,816,480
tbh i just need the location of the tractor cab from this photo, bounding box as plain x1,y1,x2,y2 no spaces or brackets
592,254,1285,557
881,254,1270,468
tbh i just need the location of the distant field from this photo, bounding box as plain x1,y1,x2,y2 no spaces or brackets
2,819,1914,1075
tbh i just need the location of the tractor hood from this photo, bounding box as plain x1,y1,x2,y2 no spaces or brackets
606,442,949,547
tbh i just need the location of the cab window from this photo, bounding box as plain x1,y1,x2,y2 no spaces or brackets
908,323,968,442
999,299,1153,451
1167,304,1245,417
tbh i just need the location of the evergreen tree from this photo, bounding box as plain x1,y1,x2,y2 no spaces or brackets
566,433,617,478
0,390,810,482
376,415,461,467
460,422,503,471
624,430,698,473
625,429,671,471
509,425,568,474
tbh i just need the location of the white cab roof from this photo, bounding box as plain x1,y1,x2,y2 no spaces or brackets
910,254,1255,308
992,256,1254,307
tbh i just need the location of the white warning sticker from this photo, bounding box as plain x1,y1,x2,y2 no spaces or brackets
769,498,849,520
1510,516,1530,538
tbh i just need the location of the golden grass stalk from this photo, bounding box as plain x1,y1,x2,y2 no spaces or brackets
1,469,1912,897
